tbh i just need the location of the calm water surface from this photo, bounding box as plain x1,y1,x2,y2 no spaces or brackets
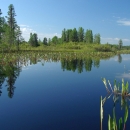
0,54,130,130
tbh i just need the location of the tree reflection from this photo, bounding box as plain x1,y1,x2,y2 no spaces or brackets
0,60,21,98
61,57,98,73
118,54,122,63
6,62,21,98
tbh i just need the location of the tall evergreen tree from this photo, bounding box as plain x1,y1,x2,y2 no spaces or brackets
118,39,123,49
68,29,73,42
43,37,47,45
78,27,84,42
62,28,66,43
72,28,78,42
6,4,17,45
66,29,70,42
84,29,93,43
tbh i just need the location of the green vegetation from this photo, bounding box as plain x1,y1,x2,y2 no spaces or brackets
101,78,130,130
0,4,130,54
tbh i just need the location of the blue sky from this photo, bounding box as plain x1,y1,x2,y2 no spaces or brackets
1,0,130,45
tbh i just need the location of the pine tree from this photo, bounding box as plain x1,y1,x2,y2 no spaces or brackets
6,4,17,45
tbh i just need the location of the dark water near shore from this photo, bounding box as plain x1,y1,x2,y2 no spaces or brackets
0,54,130,130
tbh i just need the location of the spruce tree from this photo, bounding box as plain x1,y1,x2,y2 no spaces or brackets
6,4,17,45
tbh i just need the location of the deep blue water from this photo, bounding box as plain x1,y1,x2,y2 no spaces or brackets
0,54,130,130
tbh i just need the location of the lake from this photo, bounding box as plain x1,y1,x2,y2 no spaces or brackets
0,53,130,130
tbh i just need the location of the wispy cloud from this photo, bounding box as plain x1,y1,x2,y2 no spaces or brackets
117,19,130,26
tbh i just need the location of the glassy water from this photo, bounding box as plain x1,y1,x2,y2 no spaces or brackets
0,53,130,130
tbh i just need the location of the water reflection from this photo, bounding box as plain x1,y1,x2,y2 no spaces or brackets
0,61,22,98
0,52,121,98
61,57,94,73
118,54,122,63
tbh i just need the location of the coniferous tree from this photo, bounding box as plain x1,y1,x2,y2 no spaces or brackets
84,29,93,43
29,33,39,47
118,39,123,49
43,37,47,45
68,29,73,42
66,29,70,42
62,28,66,43
78,27,84,42
6,4,17,45
72,28,78,42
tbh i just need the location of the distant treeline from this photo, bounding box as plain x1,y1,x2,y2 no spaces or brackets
28,28,101,47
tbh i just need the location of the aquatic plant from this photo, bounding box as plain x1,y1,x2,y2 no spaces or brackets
102,78,130,97
101,78,130,130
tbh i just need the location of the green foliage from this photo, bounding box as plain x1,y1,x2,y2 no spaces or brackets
84,29,93,43
122,79,129,96
94,44,112,52
43,37,47,45
101,78,130,130
0,9,3,43
66,29,72,42
93,33,100,44
72,28,78,42
78,27,84,42
29,33,39,47
6,4,17,45
62,28,66,42
52,36,58,44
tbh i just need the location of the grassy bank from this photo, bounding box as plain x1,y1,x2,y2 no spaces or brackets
0,42,130,54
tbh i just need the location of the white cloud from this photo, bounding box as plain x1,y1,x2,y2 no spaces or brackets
20,27,36,41
20,25,61,41
117,19,130,26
